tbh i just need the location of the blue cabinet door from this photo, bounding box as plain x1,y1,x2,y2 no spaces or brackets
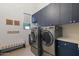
33,3,60,26
60,3,72,24
56,40,77,56
76,49,79,56
72,3,79,23
57,46,76,56
43,3,60,26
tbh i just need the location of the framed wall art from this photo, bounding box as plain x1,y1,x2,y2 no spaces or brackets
14,20,20,26
6,19,13,25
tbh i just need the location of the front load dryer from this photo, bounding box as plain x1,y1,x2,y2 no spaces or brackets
41,26,63,56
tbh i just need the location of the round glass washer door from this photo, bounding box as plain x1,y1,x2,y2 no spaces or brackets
41,30,54,46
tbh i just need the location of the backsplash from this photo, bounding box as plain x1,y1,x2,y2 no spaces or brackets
62,23,79,39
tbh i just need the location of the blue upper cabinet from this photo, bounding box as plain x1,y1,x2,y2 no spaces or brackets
60,3,72,24
32,3,79,26
32,3,60,26
72,4,79,23
43,3,60,26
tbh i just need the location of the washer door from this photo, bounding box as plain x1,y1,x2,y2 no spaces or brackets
29,31,36,45
41,30,54,46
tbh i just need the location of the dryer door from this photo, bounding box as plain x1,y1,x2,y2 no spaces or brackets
41,30,54,46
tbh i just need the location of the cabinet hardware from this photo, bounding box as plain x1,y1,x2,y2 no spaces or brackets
64,43,67,45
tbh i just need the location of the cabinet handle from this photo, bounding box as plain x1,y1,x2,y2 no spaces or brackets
64,43,67,45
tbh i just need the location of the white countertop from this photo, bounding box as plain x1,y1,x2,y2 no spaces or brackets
57,37,79,44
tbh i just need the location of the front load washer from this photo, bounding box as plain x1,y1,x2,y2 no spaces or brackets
41,26,63,56
29,26,42,56
29,27,38,48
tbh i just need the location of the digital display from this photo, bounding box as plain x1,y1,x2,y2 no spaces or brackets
25,26,30,30
23,23,30,30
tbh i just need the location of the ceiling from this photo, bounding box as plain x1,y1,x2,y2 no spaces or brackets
30,3,49,14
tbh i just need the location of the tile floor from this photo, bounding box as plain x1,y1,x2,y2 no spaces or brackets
1,45,35,56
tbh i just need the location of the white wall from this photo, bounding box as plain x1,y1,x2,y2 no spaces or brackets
0,3,48,45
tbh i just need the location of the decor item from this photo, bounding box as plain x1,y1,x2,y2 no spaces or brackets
14,20,20,26
6,19,13,25
7,31,19,34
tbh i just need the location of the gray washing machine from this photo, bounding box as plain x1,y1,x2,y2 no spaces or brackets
29,27,38,48
41,26,56,56
29,27,42,56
